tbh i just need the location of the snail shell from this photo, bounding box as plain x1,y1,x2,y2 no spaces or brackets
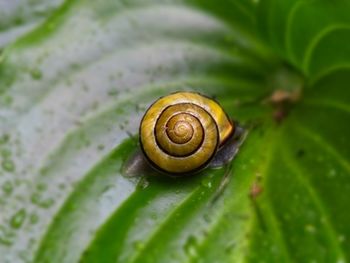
139,92,235,175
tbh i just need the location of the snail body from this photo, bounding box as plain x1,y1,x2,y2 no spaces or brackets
139,92,238,175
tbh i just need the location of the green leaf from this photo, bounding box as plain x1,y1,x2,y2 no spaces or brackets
0,0,65,49
0,0,349,262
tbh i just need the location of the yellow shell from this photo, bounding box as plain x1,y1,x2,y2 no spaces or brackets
140,92,234,174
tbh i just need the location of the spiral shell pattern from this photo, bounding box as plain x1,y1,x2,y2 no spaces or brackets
140,92,234,174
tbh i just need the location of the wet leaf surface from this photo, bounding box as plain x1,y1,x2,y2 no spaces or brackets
0,0,349,262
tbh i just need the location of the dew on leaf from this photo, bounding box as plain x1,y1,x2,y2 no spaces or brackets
2,160,15,172
29,213,39,225
30,69,43,80
70,63,80,70
0,236,13,247
328,169,337,178
40,198,54,209
305,224,316,234
0,225,14,246
31,193,54,208
2,181,13,195
150,213,157,220
3,96,13,106
30,193,40,204
18,249,32,263
10,209,27,229
338,235,345,243
133,240,145,251
225,240,236,253
203,213,211,223
91,101,99,111
101,184,114,194
36,183,47,191
201,177,212,188
184,235,198,258
136,177,149,190
0,134,10,145
107,89,119,96
1,149,11,158
97,144,105,151
320,216,327,224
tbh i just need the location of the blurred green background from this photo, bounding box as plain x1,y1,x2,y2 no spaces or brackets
0,0,349,262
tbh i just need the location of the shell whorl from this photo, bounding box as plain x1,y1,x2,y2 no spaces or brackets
140,92,234,174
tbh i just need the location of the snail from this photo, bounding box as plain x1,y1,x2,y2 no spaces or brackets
137,91,245,176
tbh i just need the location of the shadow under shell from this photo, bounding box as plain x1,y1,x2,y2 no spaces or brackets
122,125,246,178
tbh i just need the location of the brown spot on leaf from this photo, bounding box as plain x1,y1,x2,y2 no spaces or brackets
267,89,301,104
249,180,263,200
263,88,302,123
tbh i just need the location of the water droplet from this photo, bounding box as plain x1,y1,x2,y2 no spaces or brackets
31,193,54,208
101,184,114,194
137,177,149,190
320,216,327,224
30,69,42,80
150,213,157,220
1,149,11,158
2,181,13,195
10,209,26,229
0,134,9,144
2,160,15,172
30,213,39,225
36,183,47,191
203,213,211,223
0,225,14,246
31,193,40,204
133,240,145,250
201,177,212,188
225,240,236,254
305,224,316,234
338,235,345,243
184,235,198,257
40,198,54,209
328,169,337,178
97,144,105,151
18,249,31,262
107,89,118,96
3,96,13,106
